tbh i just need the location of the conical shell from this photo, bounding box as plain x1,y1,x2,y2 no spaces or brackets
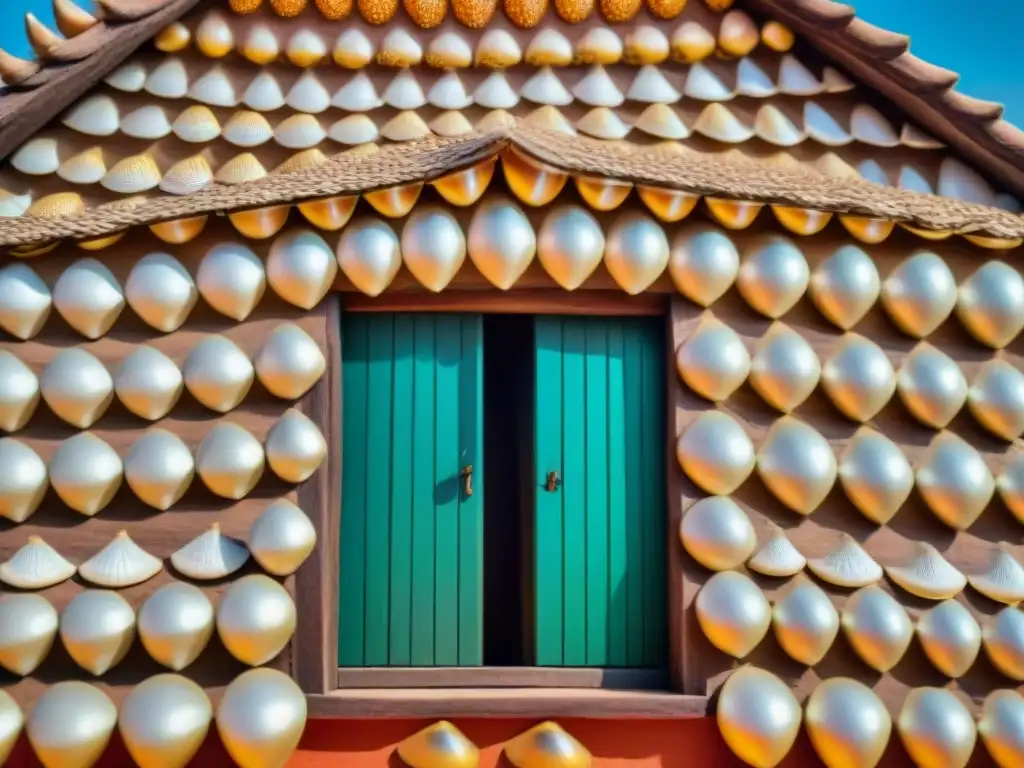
807,534,882,588
0,262,52,340
737,236,808,319
695,570,770,658
380,110,432,141
243,71,285,111
106,62,147,92
0,437,46,522
188,65,238,107
150,216,208,245
171,523,250,580
26,682,117,768
982,606,1024,681
0,592,58,675
125,252,198,333
183,335,254,413
114,346,182,421
757,417,837,515
12,137,60,176
771,577,839,665
57,146,106,185
576,107,631,140
248,500,317,576
749,324,819,413
841,585,912,672
693,103,752,142
897,688,976,768
520,67,572,106
52,257,124,339
969,359,1024,441
676,411,754,496
63,94,119,136
882,251,957,338
102,153,161,194
298,195,358,231
267,229,338,309
426,31,473,68
223,111,273,148
747,524,805,577
287,71,331,114
505,722,590,768
502,148,567,207
896,343,967,428
821,334,896,422
172,105,222,143
216,669,307,768
79,530,162,588
968,547,1024,605
916,432,994,531
885,542,966,601
119,674,213,768
736,58,775,97
60,589,136,675
196,423,265,499
229,206,291,240
957,261,1024,349
401,208,467,293
467,198,536,290
0,536,75,590
917,599,981,678
197,242,266,321
124,429,194,510
717,666,801,768
286,29,327,67
675,315,749,402
805,678,892,768
397,721,478,768
160,155,214,196
217,574,296,666
838,427,913,525
138,582,215,671
121,105,172,139
48,432,123,516
603,213,670,295
809,245,879,330
265,409,327,483
432,158,496,206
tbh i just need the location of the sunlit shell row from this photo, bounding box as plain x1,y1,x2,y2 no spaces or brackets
718,665,1024,768
0,412,324,526
678,412,1020,530
0,668,306,768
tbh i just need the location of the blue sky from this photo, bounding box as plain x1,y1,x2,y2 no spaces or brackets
1,0,1022,124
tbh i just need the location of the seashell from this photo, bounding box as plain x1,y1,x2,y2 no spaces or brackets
838,427,912,525
52,257,124,339
170,107,220,146
248,499,317,576
809,245,879,330
477,109,516,133
229,206,291,240
957,261,1024,349
735,58,775,98
502,146,567,207
106,61,147,92
821,66,854,93
0,536,75,590
138,582,214,671
114,346,183,421
183,335,254,413
536,205,604,290
807,534,882,588
881,251,957,338
0,263,51,340
398,721,478,768
522,105,575,135
916,431,994,531
898,688,976,768
146,57,189,99
425,31,472,68
57,146,106,185
917,599,981,678
380,71,425,112
0,447,45,525
771,576,839,665
982,606,1024,681
777,54,822,96
637,189,697,228
841,585,912,672
676,411,755,495
473,71,519,110
12,137,60,176
736,236,808,319
215,153,267,184
896,343,966,429
968,547,1024,605
424,72,471,111
197,242,266,321
754,104,805,147
119,675,213,768
505,722,589,768
365,183,424,218
970,359,1024,441
747,523,805,577
0,593,58,675
685,62,734,101
40,347,113,428
626,65,680,103
0,354,40,433
60,590,136,675
334,216,402,297
631,103,686,140
718,10,758,56
999,452,1024,523
886,542,966,601
667,227,737,305
267,229,338,309
979,690,1024,768
840,215,895,245
576,26,622,64
286,29,327,67
899,166,933,195
757,417,836,515
850,104,899,147
938,157,996,206
286,71,331,114
196,423,265,499
26,682,117,768
243,71,285,111
771,206,831,237
717,666,801,768
63,94,119,137
376,28,421,67
695,571,770,658
749,323,820,413
48,432,123,516
54,0,98,38
474,28,519,67
188,65,238,107
216,669,307,768
274,113,326,149
299,195,359,231
432,158,497,207
79,530,162,588
576,107,630,140
124,252,197,333
241,24,279,64
803,102,852,146
525,28,572,66
102,153,161,193
379,110,432,141
124,429,193,510
675,315,749,402
254,324,325,402
568,65,621,109
171,523,250,581
265,408,328,483
821,334,896,422
333,28,373,68
680,496,755,572
196,10,234,58
603,213,669,294
467,198,536,291
693,103,752,142
150,216,208,245
519,67,572,106
669,21,714,63
805,678,892,768
217,574,296,666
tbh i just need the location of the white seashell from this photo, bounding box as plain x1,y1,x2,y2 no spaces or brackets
430,111,474,137
119,675,213,768
243,71,286,112
757,416,837,515
573,65,624,108
172,105,221,143
0,592,58,676
255,324,325,401
333,28,373,68
983,607,1024,681
735,58,775,97
106,61,146,92
124,428,194,510
807,534,882,588
332,72,384,112
63,94,119,137
378,28,422,67
124,252,197,333
577,26,622,64
473,71,519,110
882,251,958,338
242,23,279,64
196,423,265,500
680,496,756,572
747,524,805,577
188,65,238,107
838,427,913,525
675,315,750,402
426,31,472,68
120,105,173,139
916,431,994,531
286,71,331,114
248,500,317,576
160,155,214,196
633,103,688,139
267,228,338,309
286,28,327,67
969,547,1024,605
114,346,183,421
183,335,254,413
383,70,427,110
145,57,189,99
749,323,820,413
916,599,981,678
899,166,933,194
171,523,250,581
821,334,896,422
576,108,631,140
803,102,851,146
685,63,734,101
958,260,1024,351
885,542,966,601
693,103,754,143
197,242,266,321
0,536,76,589
265,409,327,484
78,530,162,588
52,257,124,339
969,358,1024,441
328,114,379,145
896,342,967,429
195,10,234,57
12,137,60,176
525,28,572,65
998,452,1024,523
427,72,472,110
524,106,576,136
842,586,913,672
675,411,755,496
777,55,822,96
520,67,573,106
476,29,521,67
274,114,326,149
27,682,117,768
40,348,114,428
754,105,805,147
216,576,296,667
59,590,136,676
626,65,680,103
0,353,40,435
850,104,899,147
102,154,161,194
938,158,996,206
0,192,32,219
772,577,839,666
223,111,274,147
48,432,124,516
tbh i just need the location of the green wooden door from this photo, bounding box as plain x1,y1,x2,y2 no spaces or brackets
339,313,484,667
533,316,667,668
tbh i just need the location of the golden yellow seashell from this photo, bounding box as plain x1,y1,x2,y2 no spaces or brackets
217,574,297,666
841,586,912,672
150,216,207,245
979,690,1024,768
365,184,424,218
670,21,715,62
467,197,536,291
216,668,307,768
771,576,838,666
897,688,976,768
297,196,357,231
77,233,125,252
718,10,759,57
717,665,801,768
705,198,762,230
805,678,891,768
638,187,698,222
502,148,568,207
229,206,290,240
433,160,497,208
916,599,980,678
772,206,832,236
675,410,754,495
119,675,212,768
27,682,117,768
398,721,479,768
505,722,591,768
839,216,895,245
695,571,770,658
761,21,794,52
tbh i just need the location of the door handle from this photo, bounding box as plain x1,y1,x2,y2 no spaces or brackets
546,471,561,492
461,465,473,497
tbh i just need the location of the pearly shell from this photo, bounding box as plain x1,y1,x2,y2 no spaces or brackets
119,675,213,768
805,678,892,768
896,343,967,429
979,690,1024,768
196,423,265,499
536,206,605,291
0,690,21,765
0,593,58,675
265,409,327,483
916,432,994,531
982,606,1024,681
138,582,215,671
287,71,331,113
63,94,119,136
916,599,981,678
40,347,114,428
882,251,958,338
48,432,123,516
114,346,183,421
603,213,670,295
267,229,338,309
0,536,76,590
821,334,896,422
717,666,801,768
969,359,1024,441
747,524,805,577
1000,452,1024,523
188,66,238,107
243,71,285,111
838,427,913,525
52,257,125,339
121,105,172,140
467,198,536,290
675,411,755,495
957,261,1024,349
334,217,401,297
898,688,976,768
680,496,755,572
841,585,913,672
736,237,809,319
969,548,1024,606
749,323,820,413
807,534,882,588
197,242,266,321
0,262,52,340
217,574,296,666
885,542,966,601
60,589,136,675
26,682,117,768
398,721,479,768
757,417,837,515
248,500,317,576
171,523,250,580
216,669,307,768
401,208,467,292
124,429,194,511
810,245,880,330
504,722,589,768
12,137,60,176
125,253,198,333
0,438,47,523
667,227,738,306
183,335,254,413
695,571,771,658
771,576,839,665
79,530,162,588
675,315,749,402
255,324,325,401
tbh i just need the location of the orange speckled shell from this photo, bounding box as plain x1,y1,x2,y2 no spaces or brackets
503,0,548,27
270,0,308,15
646,0,685,19
315,0,354,18
702,0,732,10
405,0,448,26
453,0,498,26
229,0,264,12
554,0,594,23
359,0,400,23
599,0,640,21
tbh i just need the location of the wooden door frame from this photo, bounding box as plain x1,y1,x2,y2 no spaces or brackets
293,289,699,716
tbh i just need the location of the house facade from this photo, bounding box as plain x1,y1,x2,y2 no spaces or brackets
0,0,1023,766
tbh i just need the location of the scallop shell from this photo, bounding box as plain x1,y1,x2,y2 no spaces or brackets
916,432,994,531
0,262,52,340
897,688,977,768
917,599,981,678
223,111,273,147
838,427,913,525
749,323,820,413
138,582,215,671
197,242,267,321
274,114,325,149
821,334,896,422
882,251,958,338
747,524,805,577
217,574,296,666
48,432,123,516
757,417,837,515
841,585,913,672
124,252,197,333
119,674,213,768
0,536,76,590
124,429,194,510
52,257,125,339
771,576,839,665
79,530,162,588
215,153,268,184
265,409,327,484
57,146,106,185
188,66,238,107
216,669,307,768
12,137,60,175
675,315,749,402
114,346,183,421
676,410,755,496
171,523,250,581
896,342,967,428
717,666,802,768
196,423,265,499
248,500,317,576
971,359,1024,441
885,542,966,601
63,94,119,136
807,534,882,588
60,589,136,675
40,347,114,428
680,496,756,572
183,335,254,413
968,547,1024,605
26,682,117,768
983,606,1024,681
243,71,285,111
0,593,58,675
695,571,771,658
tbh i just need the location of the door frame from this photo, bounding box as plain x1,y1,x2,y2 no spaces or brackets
292,288,691,708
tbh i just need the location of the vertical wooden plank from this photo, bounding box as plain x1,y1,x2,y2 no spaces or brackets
389,315,415,665
411,316,437,665
533,317,563,666
623,325,646,667
560,319,587,667
606,322,628,667
434,315,461,665
338,313,369,667
457,315,484,665
641,320,667,667
584,320,609,666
